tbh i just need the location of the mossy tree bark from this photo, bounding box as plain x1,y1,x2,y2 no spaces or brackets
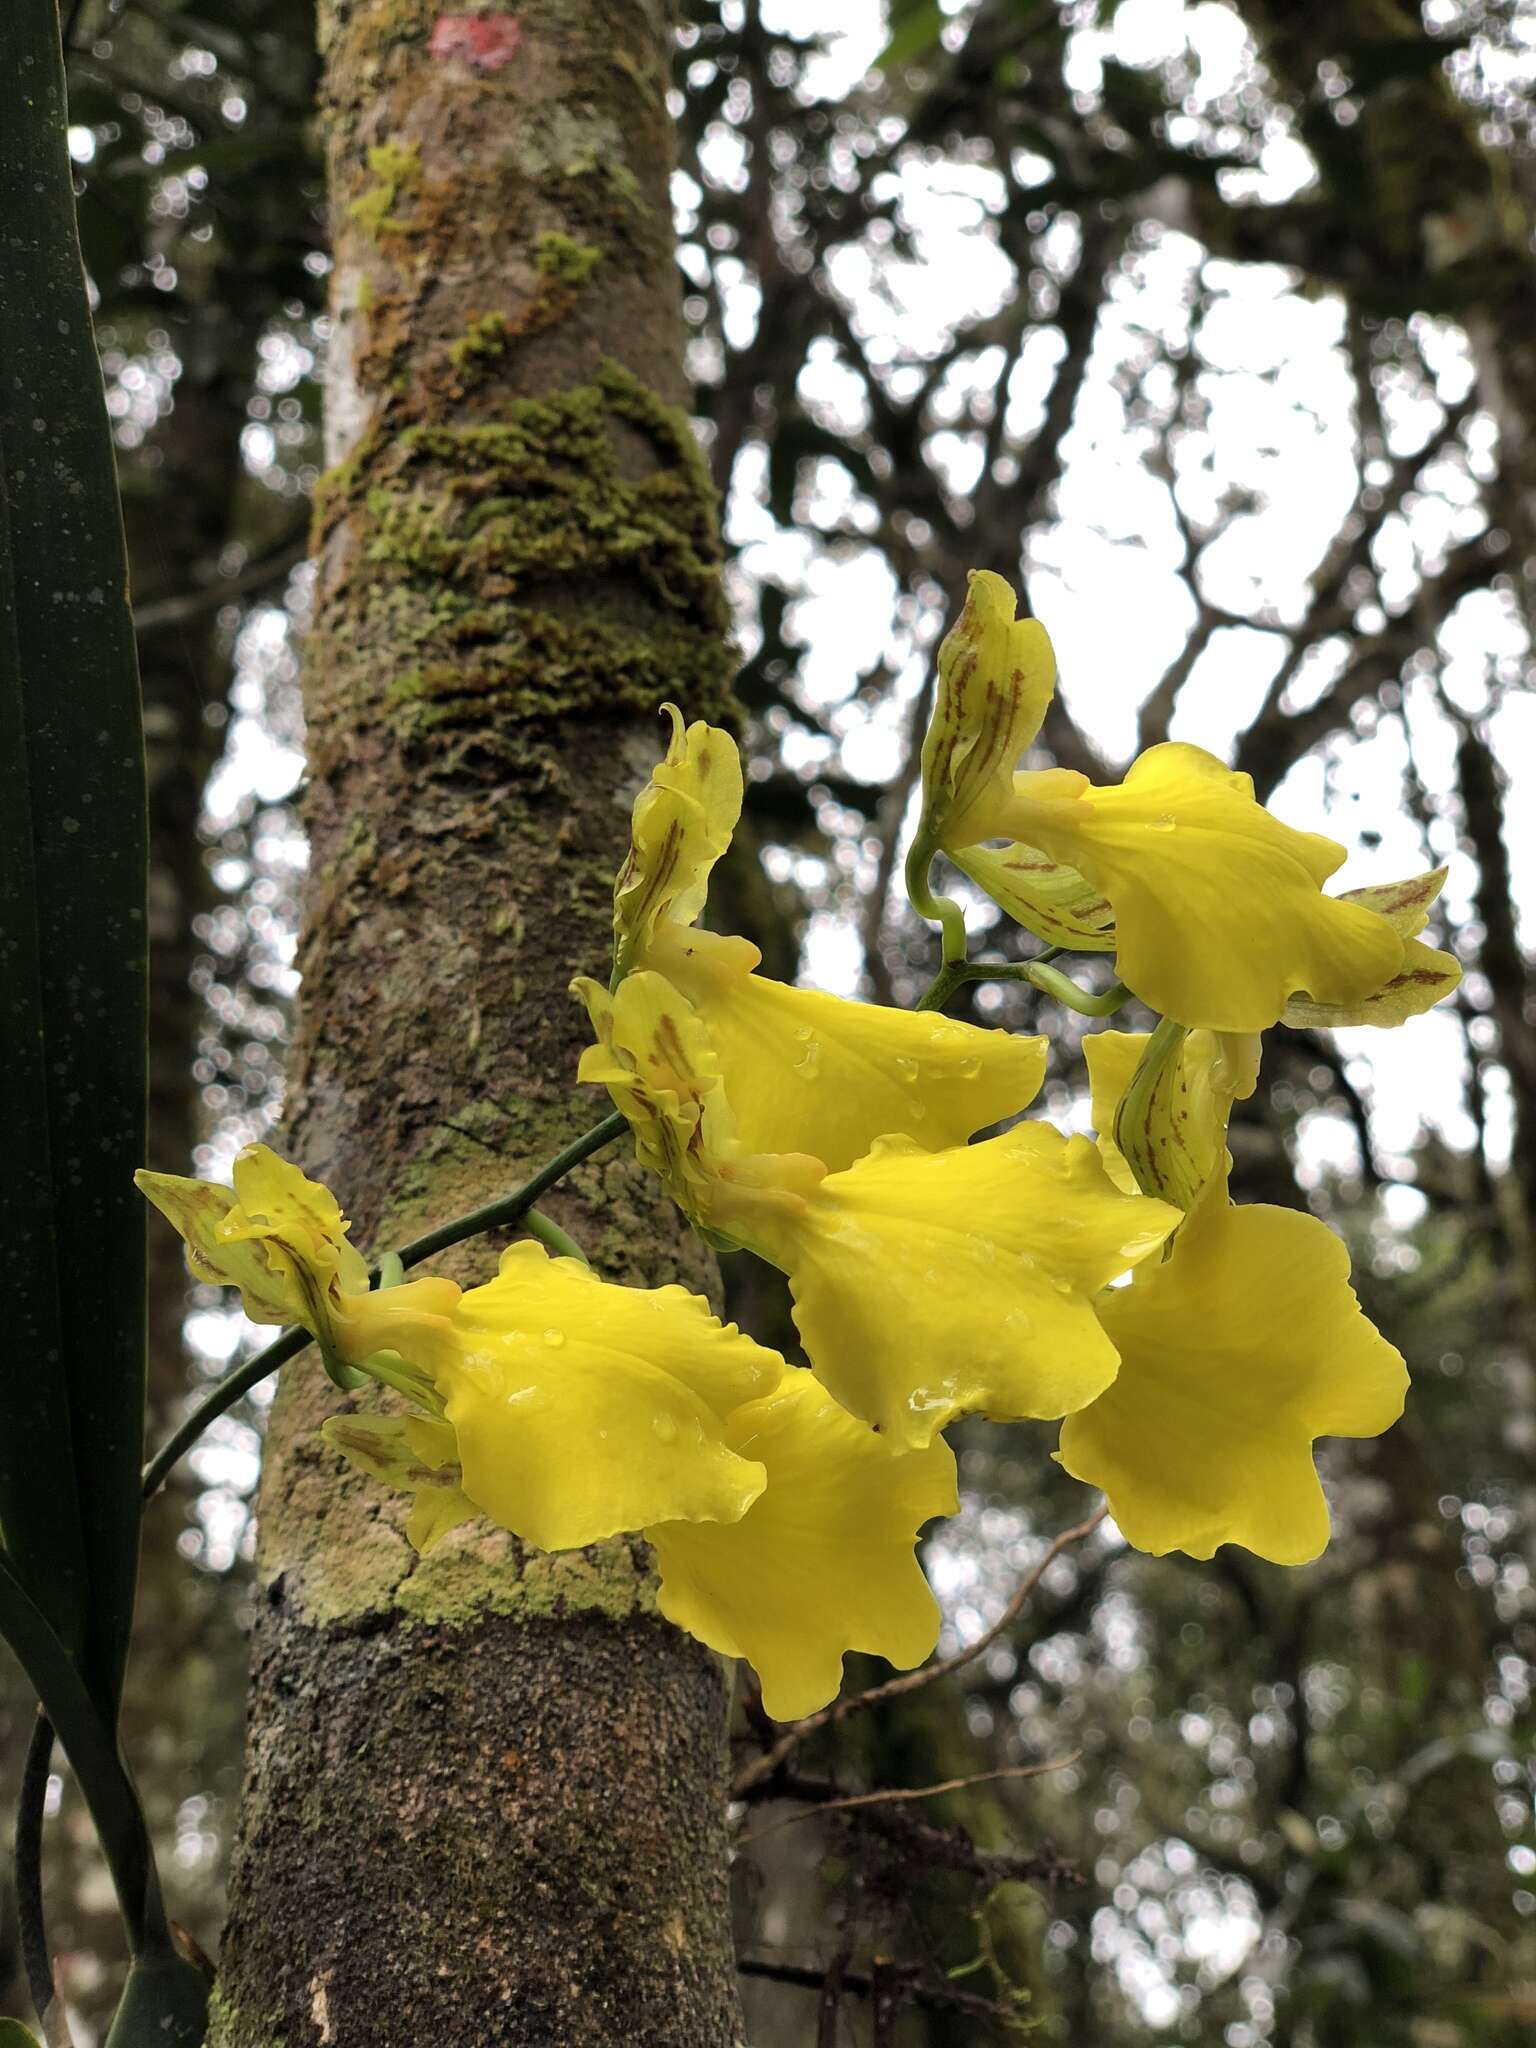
207,5,745,2042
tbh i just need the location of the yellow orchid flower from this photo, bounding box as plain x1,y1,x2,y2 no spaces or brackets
142,1150,787,1553
573,969,826,1248
753,1126,1181,1450
613,704,743,983
1078,880,1454,1206
1085,1023,1259,1209
972,745,1406,1033
315,1240,958,1717
911,574,1411,1032
648,1368,958,1720
915,568,1057,851
416,1240,786,1552
608,705,1048,1167
648,923,1049,1171
330,1356,956,1718
1057,1180,1407,1563
582,972,1179,1446
135,1144,458,1365
1281,869,1461,1028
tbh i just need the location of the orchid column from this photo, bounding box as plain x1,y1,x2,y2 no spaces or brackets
206,4,745,2041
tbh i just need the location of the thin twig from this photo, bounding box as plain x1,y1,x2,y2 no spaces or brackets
816,1947,849,2048
737,1953,1026,2026
765,1771,1083,1887
437,1118,504,1153
732,1504,1106,1799
859,652,940,1005
872,1956,901,2048
750,1754,1080,1838
131,540,307,637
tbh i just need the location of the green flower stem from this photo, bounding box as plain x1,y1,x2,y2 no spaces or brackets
388,1109,627,1266
903,832,969,966
141,1329,312,1508
915,947,1065,1014
1024,962,1131,1017
917,953,1128,1018
139,1108,628,1504
521,1207,589,1263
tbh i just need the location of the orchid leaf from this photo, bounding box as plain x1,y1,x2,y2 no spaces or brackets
0,0,148,1727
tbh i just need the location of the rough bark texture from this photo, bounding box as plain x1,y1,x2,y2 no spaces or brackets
208,4,745,2042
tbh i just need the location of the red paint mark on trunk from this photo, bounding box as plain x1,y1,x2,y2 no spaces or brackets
429,13,523,70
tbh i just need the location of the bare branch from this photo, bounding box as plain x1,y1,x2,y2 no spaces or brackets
1235,397,1479,793
732,1504,1107,1798
132,539,307,637
738,1952,1032,2026
752,1754,1081,1837
749,1768,1084,1888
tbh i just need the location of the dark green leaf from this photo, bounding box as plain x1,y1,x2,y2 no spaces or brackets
0,0,149,1723
0,76,92,1682
105,1957,210,2048
0,1553,160,1955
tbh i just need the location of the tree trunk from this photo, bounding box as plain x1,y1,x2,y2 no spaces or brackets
206,5,745,2043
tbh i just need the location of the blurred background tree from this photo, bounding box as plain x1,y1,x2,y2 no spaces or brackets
4,1,1532,2042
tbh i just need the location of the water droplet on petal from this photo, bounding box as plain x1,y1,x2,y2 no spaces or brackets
895,1056,920,1083
793,1039,823,1080
1149,813,1176,833
957,1055,981,1080
794,1025,814,1042
1051,1275,1074,1296
543,1327,565,1348
652,1412,679,1444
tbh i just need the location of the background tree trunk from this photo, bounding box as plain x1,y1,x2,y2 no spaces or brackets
206,4,745,2042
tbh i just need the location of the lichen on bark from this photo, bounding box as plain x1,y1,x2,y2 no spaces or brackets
207,4,748,2042
313,357,732,763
